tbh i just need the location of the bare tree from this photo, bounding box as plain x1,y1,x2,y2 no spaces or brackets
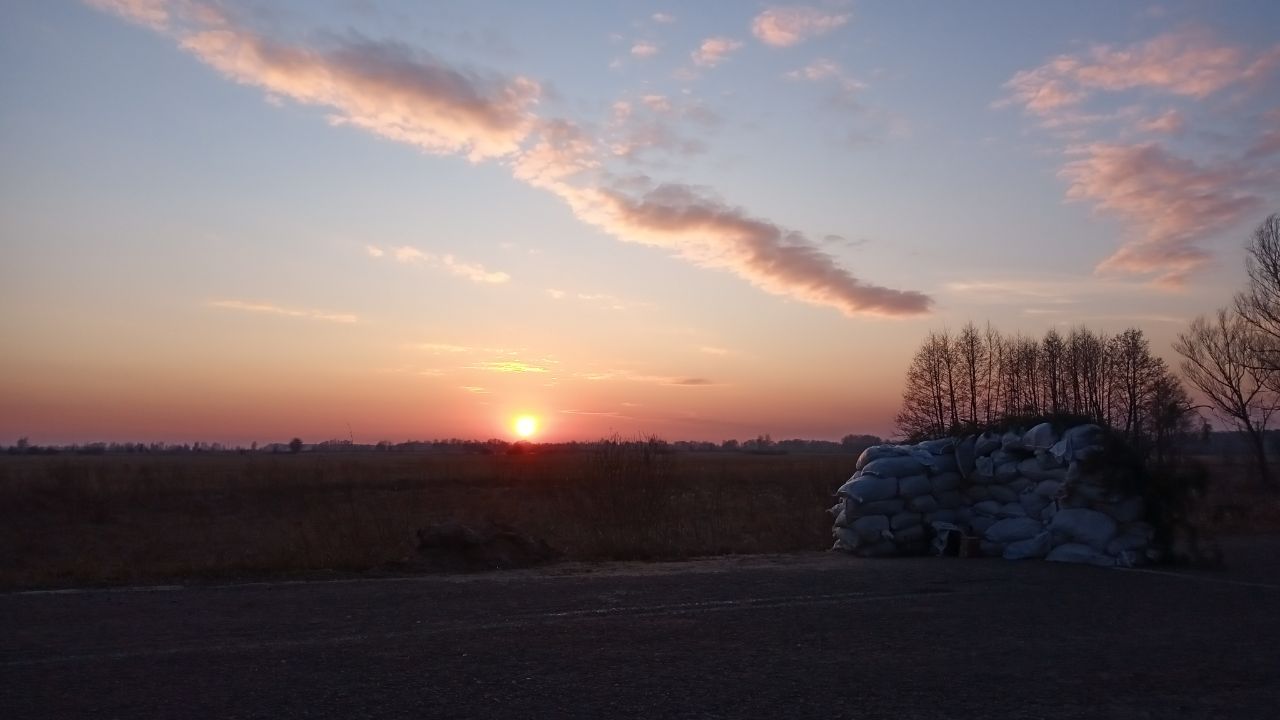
1175,309,1279,486
1235,213,1280,384
955,322,985,427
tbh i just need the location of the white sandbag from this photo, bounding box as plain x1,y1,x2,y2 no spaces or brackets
833,507,850,527
997,502,1027,519
1000,430,1024,452
861,456,927,479
954,435,977,478
1022,422,1057,451
972,457,995,483
899,474,932,497
974,431,1002,456
926,509,960,524
1051,424,1103,464
833,526,861,550
964,485,992,500
916,438,956,455
995,461,1020,483
1107,523,1154,555
973,500,1002,516
1020,490,1051,517
1034,449,1065,470
1003,531,1052,560
935,490,964,509
908,446,939,469
1035,480,1062,498
985,517,1043,544
1046,542,1115,567
1100,496,1145,524
1072,482,1114,503
851,514,891,541
988,484,1019,504
890,512,923,531
929,454,960,474
909,494,940,513
1017,458,1067,482
1041,502,1058,523
892,524,926,544
839,475,899,503
851,499,906,517
1007,477,1034,494
827,502,843,517
970,515,996,535
1050,508,1117,551
991,449,1018,467
930,471,962,493
855,444,908,470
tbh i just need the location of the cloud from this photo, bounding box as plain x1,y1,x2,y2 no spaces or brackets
414,343,473,354
93,0,931,319
1137,109,1184,134
98,0,543,161
699,346,730,356
87,0,171,30
1003,29,1280,119
786,58,864,105
631,41,659,58
553,182,932,316
751,6,850,48
371,244,510,283
691,37,743,67
651,13,676,24
1060,142,1263,286
470,361,548,373
459,386,489,394
545,288,566,299
207,299,358,323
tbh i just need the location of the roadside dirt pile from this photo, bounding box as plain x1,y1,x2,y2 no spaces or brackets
831,423,1156,565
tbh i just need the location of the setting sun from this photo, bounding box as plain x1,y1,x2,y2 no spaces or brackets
514,415,538,439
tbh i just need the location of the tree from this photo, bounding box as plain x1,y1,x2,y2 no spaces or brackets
288,437,303,454
1175,309,1278,486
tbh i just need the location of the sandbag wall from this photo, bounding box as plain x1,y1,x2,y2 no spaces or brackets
831,423,1156,566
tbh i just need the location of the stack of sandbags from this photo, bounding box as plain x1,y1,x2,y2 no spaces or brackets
831,422,1157,566
830,438,965,557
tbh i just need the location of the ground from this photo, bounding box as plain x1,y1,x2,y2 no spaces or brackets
4,537,1278,719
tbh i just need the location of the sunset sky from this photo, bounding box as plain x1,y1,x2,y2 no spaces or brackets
2,0,1278,445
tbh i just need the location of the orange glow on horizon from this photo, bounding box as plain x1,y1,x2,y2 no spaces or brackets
514,415,538,439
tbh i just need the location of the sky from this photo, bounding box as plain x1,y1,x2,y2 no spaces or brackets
1,0,1278,445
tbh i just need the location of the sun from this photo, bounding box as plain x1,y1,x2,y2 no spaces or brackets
514,415,538,439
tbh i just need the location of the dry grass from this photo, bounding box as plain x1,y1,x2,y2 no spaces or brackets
0,446,849,589
1190,455,1280,535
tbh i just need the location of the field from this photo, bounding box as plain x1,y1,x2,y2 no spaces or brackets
3,447,1278,591
0,447,849,589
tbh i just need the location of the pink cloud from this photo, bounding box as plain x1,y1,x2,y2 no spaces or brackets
630,41,659,58
751,6,850,48
1060,142,1263,287
691,37,743,67
1137,109,1184,134
1004,29,1280,118
86,0,171,30
554,182,932,316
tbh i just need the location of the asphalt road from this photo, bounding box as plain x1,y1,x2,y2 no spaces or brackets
4,540,1279,719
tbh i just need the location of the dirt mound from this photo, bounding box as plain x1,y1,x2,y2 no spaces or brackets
415,521,559,571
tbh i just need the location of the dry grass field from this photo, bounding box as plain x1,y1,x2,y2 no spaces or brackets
0,446,849,589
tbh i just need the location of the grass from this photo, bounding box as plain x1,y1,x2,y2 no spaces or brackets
0,445,850,589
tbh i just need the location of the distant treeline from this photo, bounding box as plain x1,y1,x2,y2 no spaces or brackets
3,434,889,457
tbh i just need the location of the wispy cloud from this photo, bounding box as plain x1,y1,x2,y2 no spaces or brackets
630,41,658,58
1137,109,1185,134
459,385,489,394
87,0,170,30
368,244,510,284
699,346,731,356
752,6,850,48
92,0,931,319
207,299,358,323
652,12,675,24
691,37,743,68
470,361,548,373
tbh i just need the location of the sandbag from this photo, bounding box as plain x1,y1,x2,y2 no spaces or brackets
974,431,1001,456
988,484,1019,504
1050,508,1117,551
851,514,891,541
930,471,962,494
916,438,956,455
1022,422,1057,451
964,485,992,500
908,494,940,513
833,507,850,528
1041,502,1058,523
1046,542,1114,566
1007,477,1034,494
855,444,908,470
1017,457,1067,482
1003,531,1052,560
970,515,996,535
995,461,1020,483
890,512,923,531
997,502,1027,518
1035,480,1062,498
985,517,1043,544
852,499,906,517
972,457,995,484
973,500,1002,517
861,456,927,479
926,509,960,524
954,435,977,478
1020,490,1051,517
833,526,861,550
929,454,960,474
892,524,926,544
899,474,932,497
838,475,899,503
1000,430,1024,452
935,490,964,509
1107,523,1154,555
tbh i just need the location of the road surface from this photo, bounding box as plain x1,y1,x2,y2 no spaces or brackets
5,539,1279,719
